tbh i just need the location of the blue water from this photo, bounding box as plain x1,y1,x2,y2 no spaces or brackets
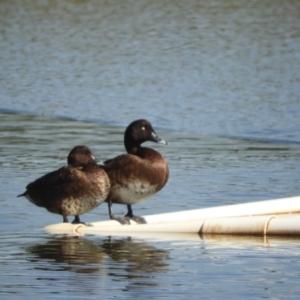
1,0,300,299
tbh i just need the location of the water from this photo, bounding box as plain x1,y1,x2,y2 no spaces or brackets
1,0,300,299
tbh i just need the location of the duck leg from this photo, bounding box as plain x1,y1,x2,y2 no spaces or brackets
72,215,81,224
70,215,92,226
63,215,69,223
108,200,130,225
125,205,147,224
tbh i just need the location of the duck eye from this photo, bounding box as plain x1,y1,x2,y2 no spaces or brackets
141,126,145,130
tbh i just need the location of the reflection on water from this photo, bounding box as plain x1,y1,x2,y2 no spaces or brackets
102,237,169,273
27,236,169,274
201,234,300,249
27,236,105,274
26,236,170,292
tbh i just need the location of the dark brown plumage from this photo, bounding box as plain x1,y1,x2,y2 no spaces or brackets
18,145,110,224
101,119,169,224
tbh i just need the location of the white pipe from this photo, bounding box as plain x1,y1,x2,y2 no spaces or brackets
141,196,300,224
45,214,300,236
88,196,300,227
200,215,275,235
89,215,300,236
44,196,300,237
268,215,300,235
201,215,300,236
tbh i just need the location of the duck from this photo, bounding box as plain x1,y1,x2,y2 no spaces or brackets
100,119,169,224
18,145,110,224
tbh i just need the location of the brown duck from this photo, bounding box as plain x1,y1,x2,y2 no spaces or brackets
18,145,110,224
101,119,169,224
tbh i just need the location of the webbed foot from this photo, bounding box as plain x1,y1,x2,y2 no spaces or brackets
125,205,147,224
110,215,131,225
125,214,147,224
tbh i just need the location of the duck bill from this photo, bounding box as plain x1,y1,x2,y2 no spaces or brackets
89,155,98,165
150,132,168,145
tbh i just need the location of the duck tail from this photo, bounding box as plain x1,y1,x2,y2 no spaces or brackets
17,191,27,197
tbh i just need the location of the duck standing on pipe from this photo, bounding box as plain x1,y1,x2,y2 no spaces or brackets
18,145,110,224
100,119,169,224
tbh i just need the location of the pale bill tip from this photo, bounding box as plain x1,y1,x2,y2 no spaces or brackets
157,139,167,145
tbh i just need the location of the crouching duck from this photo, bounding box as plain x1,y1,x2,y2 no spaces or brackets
100,119,169,224
18,145,110,224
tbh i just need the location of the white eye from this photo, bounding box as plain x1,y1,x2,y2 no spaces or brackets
141,126,145,130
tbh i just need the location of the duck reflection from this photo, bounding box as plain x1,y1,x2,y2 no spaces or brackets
27,236,105,273
101,237,170,291
27,236,170,278
102,237,169,273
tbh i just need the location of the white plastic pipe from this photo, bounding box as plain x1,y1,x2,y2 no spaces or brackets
45,214,300,236
44,196,300,236
83,196,300,228
140,196,300,224
201,215,300,235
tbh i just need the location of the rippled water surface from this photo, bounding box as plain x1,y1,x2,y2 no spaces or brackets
1,0,300,299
